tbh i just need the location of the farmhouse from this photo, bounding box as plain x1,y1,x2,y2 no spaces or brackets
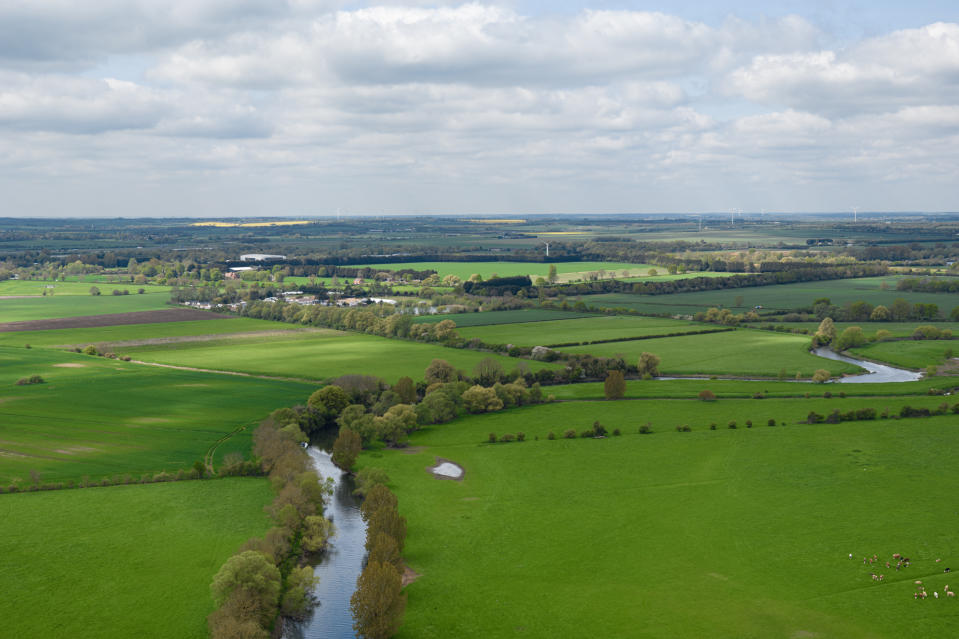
240,253,287,261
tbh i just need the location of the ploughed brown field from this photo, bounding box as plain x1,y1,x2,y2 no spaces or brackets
0,308,232,332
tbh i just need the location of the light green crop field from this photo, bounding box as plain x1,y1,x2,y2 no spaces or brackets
412,309,595,326
0,292,174,322
0,346,314,484
584,276,956,316
546,377,957,400
458,315,705,346
342,261,650,281
364,399,959,638
0,478,273,639
850,341,958,370
0,279,170,296
118,331,561,382
561,329,861,378
0,317,302,348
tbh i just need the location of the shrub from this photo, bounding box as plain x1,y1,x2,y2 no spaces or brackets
612,428,621,436
24,344,30,349
547,431,556,440
709,422,717,430
697,389,716,402
82,345,98,356
563,429,576,439
592,421,607,437
500,433,516,443
752,392,764,399
580,429,594,438
488,433,497,443
823,391,832,399
516,432,526,442
767,418,776,427
745,420,752,428
812,369,831,383
675,424,691,432
727,421,737,429
639,424,652,434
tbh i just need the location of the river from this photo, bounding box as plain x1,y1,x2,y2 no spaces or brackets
811,347,922,383
282,444,366,639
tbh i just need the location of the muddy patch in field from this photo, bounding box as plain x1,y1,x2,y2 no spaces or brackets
402,564,422,587
128,417,171,424
54,446,98,455
401,446,426,455
52,363,86,368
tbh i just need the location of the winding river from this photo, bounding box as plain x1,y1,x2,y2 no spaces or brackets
811,347,922,383
282,444,366,639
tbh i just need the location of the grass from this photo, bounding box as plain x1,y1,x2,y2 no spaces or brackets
584,276,956,316
361,400,959,638
0,292,174,322
412,309,595,326
457,315,705,346
341,261,653,281
0,478,273,639
850,340,957,370
0,317,302,348
117,331,561,382
560,329,861,378
0,279,170,296
773,322,959,338
0,346,314,484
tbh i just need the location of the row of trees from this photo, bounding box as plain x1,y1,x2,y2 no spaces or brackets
207,418,332,639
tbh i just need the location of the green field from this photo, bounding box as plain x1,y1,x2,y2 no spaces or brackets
0,346,314,484
0,292,174,322
364,399,959,638
0,279,170,296
561,329,861,378
0,317,302,348
851,340,958,370
0,478,273,639
458,315,705,346
118,331,561,382
343,261,651,281
584,276,957,316
412,309,595,326
774,322,959,337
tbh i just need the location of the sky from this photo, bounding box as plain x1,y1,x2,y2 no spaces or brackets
0,1,957,217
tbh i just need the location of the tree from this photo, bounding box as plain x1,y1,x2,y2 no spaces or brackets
431,319,458,343
637,352,661,377
361,484,398,522
812,369,831,383
951,306,959,322
424,359,457,385
280,565,317,619
603,370,625,399
366,505,407,552
88,286,101,296
870,305,890,321
698,389,716,401
308,385,351,424
890,298,911,321
393,376,416,404
332,427,362,470
210,551,281,627
379,404,417,447
835,326,866,351
473,357,503,386
814,317,836,346
302,515,332,553
461,385,504,413
367,532,403,571
350,561,406,639
547,264,558,284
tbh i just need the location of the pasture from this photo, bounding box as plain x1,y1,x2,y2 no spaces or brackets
117,331,561,382
851,341,957,370
0,478,273,639
342,261,650,282
0,279,169,296
0,292,174,322
412,309,595,326
561,329,861,378
363,400,959,638
0,317,301,348
773,322,959,337
584,276,956,316
457,315,705,347
0,346,314,484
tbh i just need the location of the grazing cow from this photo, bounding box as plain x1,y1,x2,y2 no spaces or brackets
948,592,956,598
945,568,952,573
893,553,901,560
935,592,939,599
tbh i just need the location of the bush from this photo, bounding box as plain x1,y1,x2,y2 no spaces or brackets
675,424,691,432
488,433,497,443
638,424,652,435
580,429,594,438
823,391,832,399
709,422,717,430
612,428,621,436
516,432,526,442
563,429,576,439
745,420,752,428
592,421,607,437
767,419,776,427
500,433,516,442
812,369,831,383
752,392,764,399
15,374,45,386
697,389,716,402
82,345,98,356
727,421,737,429
547,431,556,440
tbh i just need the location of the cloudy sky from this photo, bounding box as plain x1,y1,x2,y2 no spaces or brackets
1,1,957,217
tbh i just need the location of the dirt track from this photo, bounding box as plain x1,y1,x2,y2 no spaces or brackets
0,308,232,332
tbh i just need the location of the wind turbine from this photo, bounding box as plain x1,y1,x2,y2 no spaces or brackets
852,206,858,223
542,241,551,257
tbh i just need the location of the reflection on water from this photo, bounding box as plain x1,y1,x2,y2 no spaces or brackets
812,347,923,383
282,443,366,639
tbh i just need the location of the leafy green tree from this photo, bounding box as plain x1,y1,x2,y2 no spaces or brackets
210,551,281,626
473,357,503,386
547,264,558,284
814,317,836,346
308,385,351,424
332,427,363,470
301,515,332,553
835,326,866,351
461,385,504,413
367,531,403,571
603,370,626,399
869,305,890,321
88,286,100,296
424,359,457,385
366,506,407,552
812,369,831,383
350,561,406,639
393,376,416,404
361,484,398,522
280,565,316,619
637,352,661,377
890,298,911,321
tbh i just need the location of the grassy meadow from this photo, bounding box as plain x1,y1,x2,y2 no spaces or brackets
583,276,956,316
117,331,561,382
343,261,650,281
412,308,595,326
0,478,273,639
0,346,313,484
458,315,704,346
851,340,958,370
0,279,170,296
0,292,174,322
561,329,861,378
773,321,959,337
362,399,959,638
0,317,301,348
